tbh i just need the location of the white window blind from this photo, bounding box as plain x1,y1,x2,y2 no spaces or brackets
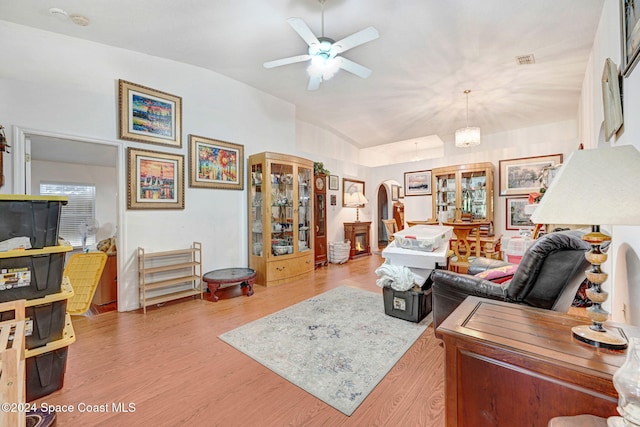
40,182,96,248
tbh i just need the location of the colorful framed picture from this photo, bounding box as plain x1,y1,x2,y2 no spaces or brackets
404,170,432,196
342,178,365,207
329,175,339,191
188,135,244,190
506,197,535,230
127,147,184,210
499,154,563,196
118,80,182,147
622,0,640,77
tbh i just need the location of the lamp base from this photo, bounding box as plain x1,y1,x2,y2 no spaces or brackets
572,324,628,350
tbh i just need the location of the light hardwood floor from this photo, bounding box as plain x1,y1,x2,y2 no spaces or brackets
38,253,446,426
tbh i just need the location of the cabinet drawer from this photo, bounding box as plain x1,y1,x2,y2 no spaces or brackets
267,254,313,281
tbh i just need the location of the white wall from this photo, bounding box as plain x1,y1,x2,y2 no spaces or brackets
580,0,640,324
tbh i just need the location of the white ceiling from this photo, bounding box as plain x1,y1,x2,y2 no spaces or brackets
1,0,605,153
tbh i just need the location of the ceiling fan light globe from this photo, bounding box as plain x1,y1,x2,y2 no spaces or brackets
308,43,321,56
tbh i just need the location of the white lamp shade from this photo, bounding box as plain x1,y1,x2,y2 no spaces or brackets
455,126,481,147
344,191,368,207
530,145,640,226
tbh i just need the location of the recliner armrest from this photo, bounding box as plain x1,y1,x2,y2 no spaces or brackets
431,269,510,300
467,257,512,276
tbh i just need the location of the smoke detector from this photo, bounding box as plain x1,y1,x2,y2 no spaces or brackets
70,15,90,26
48,8,68,20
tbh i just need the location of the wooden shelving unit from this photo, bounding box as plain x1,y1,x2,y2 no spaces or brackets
0,300,26,427
138,242,202,313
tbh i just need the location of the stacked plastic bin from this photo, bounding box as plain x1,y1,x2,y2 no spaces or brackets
0,195,76,402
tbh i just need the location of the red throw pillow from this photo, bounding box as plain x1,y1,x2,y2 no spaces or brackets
474,264,518,284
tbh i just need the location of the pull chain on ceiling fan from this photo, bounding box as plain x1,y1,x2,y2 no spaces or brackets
263,0,379,90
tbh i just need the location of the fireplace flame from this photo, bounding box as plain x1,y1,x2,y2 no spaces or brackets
356,241,364,251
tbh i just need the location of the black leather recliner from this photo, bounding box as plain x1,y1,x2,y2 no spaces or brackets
431,229,593,337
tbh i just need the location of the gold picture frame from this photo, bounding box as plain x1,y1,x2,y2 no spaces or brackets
602,58,623,140
118,79,182,148
342,178,365,207
127,147,184,210
188,135,244,190
499,154,563,196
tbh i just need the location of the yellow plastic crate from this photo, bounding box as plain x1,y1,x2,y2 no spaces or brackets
64,252,107,315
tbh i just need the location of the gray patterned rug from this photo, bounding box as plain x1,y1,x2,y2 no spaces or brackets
218,285,432,416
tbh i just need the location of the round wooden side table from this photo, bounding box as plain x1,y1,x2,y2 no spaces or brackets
203,268,256,302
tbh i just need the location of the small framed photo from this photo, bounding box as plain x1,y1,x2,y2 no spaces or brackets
329,175,339,191
188,135,244,190
118,80,182,148
602,58,623,140
391,184,399,201
127,147,184,210
506,197,535,230
404,170,432,196
499,154,563,196
342,178,365,207
330,195,337,206
399,186,405,199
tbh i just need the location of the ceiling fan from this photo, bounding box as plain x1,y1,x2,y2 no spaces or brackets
263,1,379,91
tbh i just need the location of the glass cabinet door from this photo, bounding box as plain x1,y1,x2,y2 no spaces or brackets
269,162,294,256
250,162,264,257
435,172,457,221
461,171,488,220
297,165,311,253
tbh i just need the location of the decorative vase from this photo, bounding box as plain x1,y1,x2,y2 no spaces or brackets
609,337,640,426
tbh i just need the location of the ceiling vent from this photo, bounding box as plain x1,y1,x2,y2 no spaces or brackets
516,54,535,65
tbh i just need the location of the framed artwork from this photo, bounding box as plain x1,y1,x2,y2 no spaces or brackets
399,186,405,198
118,79,182,147
506,197,535,230
602,58,623,140
188,135,244,190
330,195,337,206
391,184,399,201
622,0,640,77
499,154,563,196
329,175,339,191
127,147,184,210
404,170,432,196
342,178,365,207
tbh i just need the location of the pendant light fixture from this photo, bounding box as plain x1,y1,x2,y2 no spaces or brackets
455,89,481,148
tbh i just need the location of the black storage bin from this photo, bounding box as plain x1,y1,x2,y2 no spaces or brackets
0,195,67,249
383,284,433,323
0,280,72,349
26,346,69,402
0,245,72,302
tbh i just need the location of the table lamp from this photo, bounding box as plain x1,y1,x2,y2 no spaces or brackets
530,145,640,350
344,190,368,222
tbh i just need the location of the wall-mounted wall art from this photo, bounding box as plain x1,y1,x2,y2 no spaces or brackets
330,194,337,206
499,154,563,196
506,197,535,230
622,0,640,77
404,170,432,196
188,135,244,190
119,79,182,147
602,58,623,140
391,184,399,201
127,147,184,209
342,178,365,207
329,175,339,191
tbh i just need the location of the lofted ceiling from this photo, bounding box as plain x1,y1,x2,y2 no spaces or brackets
0,0,605,155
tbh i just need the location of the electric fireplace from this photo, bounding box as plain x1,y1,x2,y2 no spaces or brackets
343,222,372,260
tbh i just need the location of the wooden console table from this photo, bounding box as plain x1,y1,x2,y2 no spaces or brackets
437,297,635,427
343,221,371,259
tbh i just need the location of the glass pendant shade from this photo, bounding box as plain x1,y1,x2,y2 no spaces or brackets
455,126,481,147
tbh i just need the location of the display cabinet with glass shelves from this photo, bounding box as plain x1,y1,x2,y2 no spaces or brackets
431,162,494,223
248,152,314,286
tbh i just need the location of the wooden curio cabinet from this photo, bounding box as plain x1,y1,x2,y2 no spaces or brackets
431,162,494,222
313,173,328,268
248,152,314,286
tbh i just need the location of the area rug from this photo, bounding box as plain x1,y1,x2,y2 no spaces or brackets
218,285,432,416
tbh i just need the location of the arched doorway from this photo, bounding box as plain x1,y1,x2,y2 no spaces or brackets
377,184,389,249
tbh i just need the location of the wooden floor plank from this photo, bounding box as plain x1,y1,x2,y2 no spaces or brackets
33,254,446,426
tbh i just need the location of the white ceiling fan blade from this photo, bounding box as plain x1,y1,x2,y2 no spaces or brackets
337,57,372,79
307,75,322,91
263,54,311,69
287,17,320,47
332,27,379,54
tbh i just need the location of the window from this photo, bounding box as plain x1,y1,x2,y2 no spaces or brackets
40,182,96,248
